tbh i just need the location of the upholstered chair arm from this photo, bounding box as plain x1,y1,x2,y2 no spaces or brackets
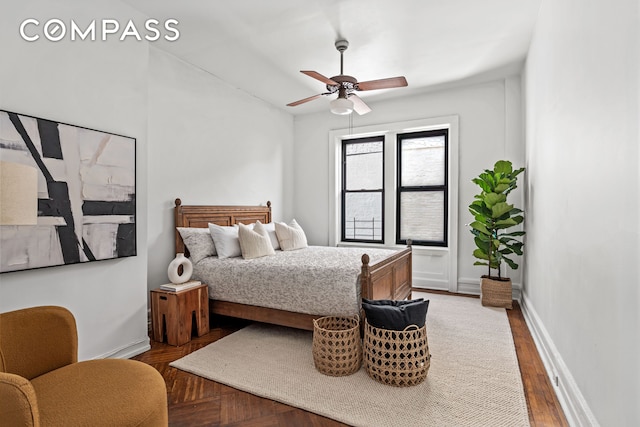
0,306,78,379
0,372,40,426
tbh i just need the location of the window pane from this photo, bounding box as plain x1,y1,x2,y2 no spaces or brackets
399,191,444,242
344,192,382,241
400,136,445,186
345,141,383,190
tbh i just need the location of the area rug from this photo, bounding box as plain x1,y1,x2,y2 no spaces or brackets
170,292,530,426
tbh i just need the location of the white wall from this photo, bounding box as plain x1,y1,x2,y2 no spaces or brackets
0,1,295,360
523,0,639,425
146,47,295,290
0,0,150,360
293,77,525,294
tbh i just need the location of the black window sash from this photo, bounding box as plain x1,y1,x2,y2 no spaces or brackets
396,129,448,247
341,136,385,244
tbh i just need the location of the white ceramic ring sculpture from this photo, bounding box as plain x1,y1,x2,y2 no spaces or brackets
167,253,193,284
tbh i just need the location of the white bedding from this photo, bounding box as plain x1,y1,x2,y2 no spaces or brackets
192,246,400,317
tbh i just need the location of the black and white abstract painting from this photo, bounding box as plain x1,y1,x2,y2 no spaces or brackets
0,110,136,273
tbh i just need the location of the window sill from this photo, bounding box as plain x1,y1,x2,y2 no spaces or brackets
336,241,449,254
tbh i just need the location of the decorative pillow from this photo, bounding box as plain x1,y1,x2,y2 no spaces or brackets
262,222,281,250
238,221,276,260
208,223,242,259
274,219,308,251
176,227,216,264
362,298,430,331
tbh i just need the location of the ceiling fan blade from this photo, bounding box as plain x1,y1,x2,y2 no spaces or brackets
349,94,372,115
357,76,408,91
301,71,338,86
286,94,324,107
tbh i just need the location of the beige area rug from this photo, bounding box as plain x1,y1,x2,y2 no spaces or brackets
170,292,530,426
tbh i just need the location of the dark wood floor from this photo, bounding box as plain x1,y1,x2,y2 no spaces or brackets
133,293,568,427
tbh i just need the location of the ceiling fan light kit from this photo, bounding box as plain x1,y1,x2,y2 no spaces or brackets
287,39,408,115
330,97,354,115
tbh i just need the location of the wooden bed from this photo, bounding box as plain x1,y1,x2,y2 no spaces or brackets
174,198,412,330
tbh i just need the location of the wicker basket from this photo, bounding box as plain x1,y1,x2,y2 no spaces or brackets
480,276,513,309
312,316,362,376
363,320,430,387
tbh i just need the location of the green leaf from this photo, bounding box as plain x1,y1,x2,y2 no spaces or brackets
494,183,510,193
503,256,519,270
502,231,526,237
512,215,524,224
474,214,488,223
491,202,513,218
495,218,517,229
475,233,491,242
507,241,524,255
473,261,489,267
472,177,491,193
470,221,490,235
473,248,489,260
474,237,489,252
469,201,490,217
482,192,506,208
494,160,513,175
512,167,525,178
498,236,522,244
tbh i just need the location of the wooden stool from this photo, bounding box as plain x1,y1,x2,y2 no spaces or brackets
150,284,210,346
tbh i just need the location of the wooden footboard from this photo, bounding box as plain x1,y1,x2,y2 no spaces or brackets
361,241,413,301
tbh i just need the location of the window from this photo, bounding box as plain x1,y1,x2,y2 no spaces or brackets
396,129,448,246
331,116,457,252
341,136,384,243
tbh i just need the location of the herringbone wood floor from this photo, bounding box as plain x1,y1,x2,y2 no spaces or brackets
133,293,568,427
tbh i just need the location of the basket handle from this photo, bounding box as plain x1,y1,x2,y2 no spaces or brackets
313,315,360,328
403,324,420,332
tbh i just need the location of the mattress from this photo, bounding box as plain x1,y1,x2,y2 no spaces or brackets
192,246,399,317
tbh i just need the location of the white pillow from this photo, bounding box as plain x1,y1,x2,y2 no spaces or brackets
208,223,242,259
238,221,276,260
274,219,308,251
263,222,281,250
176,227,216,263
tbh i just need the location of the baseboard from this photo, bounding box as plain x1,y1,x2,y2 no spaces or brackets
457,277,522,301
412,276,449,290
520,292,600,427
94,338,151,360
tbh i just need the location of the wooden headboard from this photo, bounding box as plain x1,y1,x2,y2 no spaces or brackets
174,198,272,255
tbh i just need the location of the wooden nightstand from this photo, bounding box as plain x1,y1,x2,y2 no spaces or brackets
150,284,210,346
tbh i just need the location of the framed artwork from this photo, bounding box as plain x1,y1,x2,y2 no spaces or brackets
0,110,136,273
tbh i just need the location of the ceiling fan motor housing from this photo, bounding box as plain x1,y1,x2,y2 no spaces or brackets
327,75,357,97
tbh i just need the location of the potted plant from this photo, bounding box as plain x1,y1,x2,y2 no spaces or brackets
469,160,525,309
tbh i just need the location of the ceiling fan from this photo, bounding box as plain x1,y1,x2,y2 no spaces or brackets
287,40,408,115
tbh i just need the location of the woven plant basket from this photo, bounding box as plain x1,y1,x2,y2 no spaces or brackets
363,320,430,387
480,276,513,309
312,316,362,376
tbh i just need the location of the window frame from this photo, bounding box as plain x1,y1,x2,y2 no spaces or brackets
341,135,385,244
396,129,449,247
328,116,458,254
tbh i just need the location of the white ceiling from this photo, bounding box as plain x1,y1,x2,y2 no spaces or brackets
124,0,541,115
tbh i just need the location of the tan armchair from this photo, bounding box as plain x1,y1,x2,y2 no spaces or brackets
0,306,168,426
